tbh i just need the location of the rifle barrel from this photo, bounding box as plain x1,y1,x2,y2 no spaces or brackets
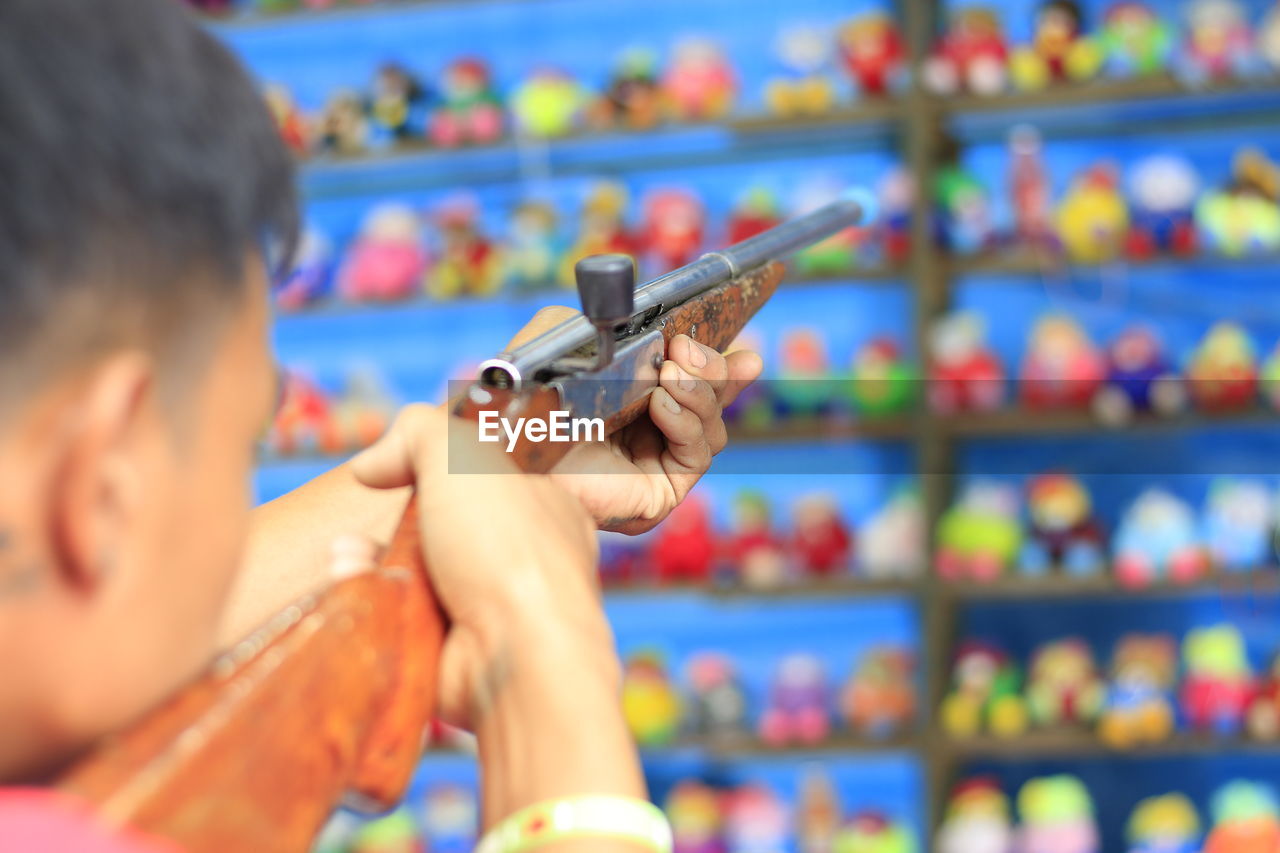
479,196,865,388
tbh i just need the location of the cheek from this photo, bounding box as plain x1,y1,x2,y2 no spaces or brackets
139,423,253,655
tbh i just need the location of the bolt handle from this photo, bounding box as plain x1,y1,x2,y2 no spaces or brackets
574,254,635,328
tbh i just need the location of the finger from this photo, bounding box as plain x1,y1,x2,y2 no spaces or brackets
659,360,727,455
506,305,581,350
348,404,446,490
646,386,712,505
667,334,729,397
718,349,765,410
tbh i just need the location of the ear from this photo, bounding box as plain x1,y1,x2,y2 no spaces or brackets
48,352,156,594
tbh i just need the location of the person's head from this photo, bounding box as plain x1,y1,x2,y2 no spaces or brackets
0,0,297,780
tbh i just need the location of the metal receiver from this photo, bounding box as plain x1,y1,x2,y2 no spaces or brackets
476,196,865,401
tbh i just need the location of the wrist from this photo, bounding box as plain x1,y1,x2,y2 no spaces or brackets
465,611,642,828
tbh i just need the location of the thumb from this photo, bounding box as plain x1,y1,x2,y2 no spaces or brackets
349,403,448,490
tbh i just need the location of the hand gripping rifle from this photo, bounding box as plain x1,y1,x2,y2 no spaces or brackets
57,196,867,852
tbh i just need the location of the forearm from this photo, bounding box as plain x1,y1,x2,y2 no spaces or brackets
218,463,410,646
473,626,649,852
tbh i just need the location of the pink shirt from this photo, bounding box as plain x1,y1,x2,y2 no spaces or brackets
0,788,181,853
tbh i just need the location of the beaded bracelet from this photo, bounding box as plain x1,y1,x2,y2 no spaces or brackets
475,794,673,853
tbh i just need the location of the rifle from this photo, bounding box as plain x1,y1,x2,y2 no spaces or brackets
56,197,866,852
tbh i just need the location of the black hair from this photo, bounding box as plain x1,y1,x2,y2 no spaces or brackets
0,0,298,384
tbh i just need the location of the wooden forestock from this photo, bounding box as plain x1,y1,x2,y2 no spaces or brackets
57,261,783,852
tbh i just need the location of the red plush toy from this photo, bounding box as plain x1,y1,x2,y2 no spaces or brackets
1019,314,1106,410
648,495,717,585
928,311,1006,413
790,495,853,576
838,12,906,96
924,6,1010,96
642,188,705,272
725,491,788,589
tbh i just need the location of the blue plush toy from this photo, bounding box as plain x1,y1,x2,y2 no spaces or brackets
1202,479,1275,572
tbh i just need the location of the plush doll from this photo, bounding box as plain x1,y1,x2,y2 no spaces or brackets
348,808,424,853
790,494,853,576
367,62,429,146
263,84,311,157
503,200,562,292
1185,321,1260,412
1247,653,1280,740
724,491,788,589
832,812,917,853
1099,2,1173,77
877,168,914,264
317,89,370,157
266,371,338,457
848,338,917,417
940,641,1029,738
723,785,790,853
1021,473,1105,575
936,482,1023,583
1057,163,1130,263
1195,148,1280,257
1098,633,1177,748
765,25,836,118
1010,0,1103,90
758,654,830,745
1180,624,1254,735
621,651,682,746
1093,325,1185,424
840,646,916,739
774,328,836,419
683,651,748,740
589,48,664,131
838,12,906,97
1125,793,1202,853
1113,488,1209,587
648,494,717,585
561,181,639,284
1015,775,1100,853
935,137,995,254
1019,314,1107,411
337,203,428,303
1126,155,1200,259
429,58,503,147
727,187,782,245
1025,638,1107,728
1176,0,1261,85
419,784,479,853
923,6,1009,96
1204,780,1280,853
425,197,503,299
641,188,705,273
1261,1,1280,72
274,225,333,311
937,778,1014,853
860,488,925,579
664,781,724,853
1008,125,1054,248
331,368,396,453
510,68,589,139
662,38,737,122
1202,478,1274,571
790,174,863,275
796,766,841,853
928,311,1006,414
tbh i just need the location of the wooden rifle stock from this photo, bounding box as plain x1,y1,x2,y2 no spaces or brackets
56,261,784,853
